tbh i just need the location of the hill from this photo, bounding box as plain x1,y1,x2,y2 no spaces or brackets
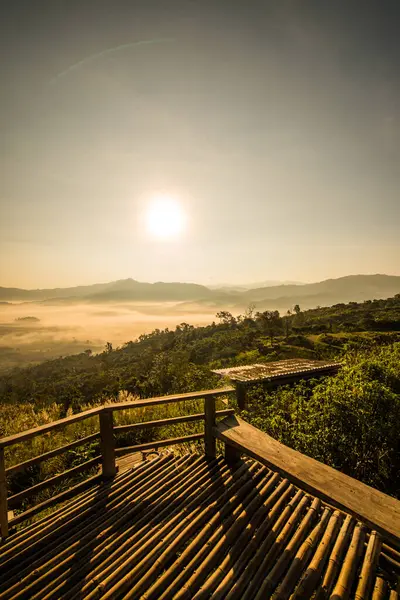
1,294,400,499
1,293,400,406
238,274,400,307
1,274,399,309
0,279,213,303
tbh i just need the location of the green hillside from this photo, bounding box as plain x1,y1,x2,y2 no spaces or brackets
1,294,400,506
1,294,400,409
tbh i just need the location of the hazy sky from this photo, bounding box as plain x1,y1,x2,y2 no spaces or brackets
1,0,399,288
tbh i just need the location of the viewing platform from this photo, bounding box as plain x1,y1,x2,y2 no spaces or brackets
0,385,399,599
212,359,341,409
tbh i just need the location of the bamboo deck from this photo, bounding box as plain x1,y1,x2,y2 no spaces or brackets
115,451,144,472
0,453,398,599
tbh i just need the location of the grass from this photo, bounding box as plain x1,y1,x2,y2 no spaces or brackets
3,392,232,520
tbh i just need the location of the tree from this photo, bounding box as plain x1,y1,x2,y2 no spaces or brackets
256,310,282,345
293,304,301,315
284,310,292,338
245,303,256,319
216,311,236,326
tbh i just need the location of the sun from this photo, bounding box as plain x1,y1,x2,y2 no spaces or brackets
145,195,186,239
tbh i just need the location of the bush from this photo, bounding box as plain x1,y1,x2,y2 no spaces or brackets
243,343,400,498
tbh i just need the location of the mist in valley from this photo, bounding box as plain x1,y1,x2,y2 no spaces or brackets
0,301,217,371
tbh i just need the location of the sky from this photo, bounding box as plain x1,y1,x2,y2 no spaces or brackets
1,0,399,288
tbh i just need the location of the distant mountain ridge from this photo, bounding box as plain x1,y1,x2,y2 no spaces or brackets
209,280,303,291
0,279,212,303
0,274,399,310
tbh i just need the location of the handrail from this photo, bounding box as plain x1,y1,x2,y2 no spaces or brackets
115,433,205,455
5,433,100,475
0,387,234,448
0,386,235,538
107,387,234,411
0,407,103,448
8,457,102,506
114,408,235,433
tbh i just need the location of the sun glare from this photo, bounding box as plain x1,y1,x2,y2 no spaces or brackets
145,196,186,239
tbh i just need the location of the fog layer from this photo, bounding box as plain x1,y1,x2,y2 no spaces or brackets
0,301,216,370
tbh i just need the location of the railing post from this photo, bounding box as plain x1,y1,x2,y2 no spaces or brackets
204,396,216,458
235,383,247,410
99,409,117,478
0,447,9,538
225,442,242,466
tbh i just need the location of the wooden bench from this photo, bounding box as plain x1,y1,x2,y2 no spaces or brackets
214,415,400,548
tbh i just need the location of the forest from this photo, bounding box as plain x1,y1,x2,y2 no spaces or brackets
1,293,400,512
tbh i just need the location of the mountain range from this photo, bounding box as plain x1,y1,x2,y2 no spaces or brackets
1,274,399,312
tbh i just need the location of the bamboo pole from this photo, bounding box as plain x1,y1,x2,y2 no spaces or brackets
314,514,354,600
273,506,332,600
64,457,226,600
236,494,311,600
141,462,262,600
1,452,396,600
191,478,292,600
253,497,321,599
330,521,367,600
3,464,139,557
290,510,343,599
212,486,300,600
122,465,262,600
226,490,307,600
157,465,269,600
174,468,274,600
355,531,382,600
148,463,263,600
2,454,203,592
382,543,400,567
11,457,203,600
371,577,387,600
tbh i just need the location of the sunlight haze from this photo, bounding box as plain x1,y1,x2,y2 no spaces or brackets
144,195,187,240
1,1,399,288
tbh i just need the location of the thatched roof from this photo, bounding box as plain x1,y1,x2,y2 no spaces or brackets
212,358,341,384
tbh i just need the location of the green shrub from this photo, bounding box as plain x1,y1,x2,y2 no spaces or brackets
243,343,400,498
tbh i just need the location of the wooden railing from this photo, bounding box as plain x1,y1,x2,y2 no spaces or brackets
0,387,234,538
215,414,400,548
